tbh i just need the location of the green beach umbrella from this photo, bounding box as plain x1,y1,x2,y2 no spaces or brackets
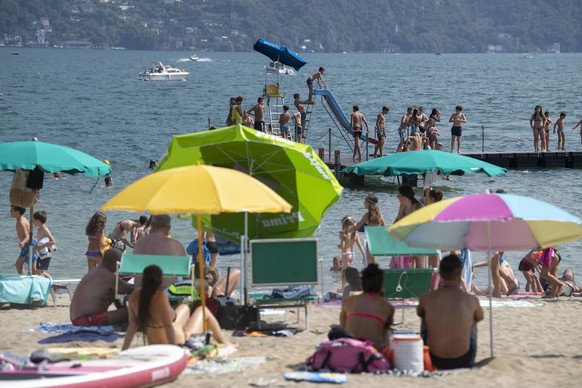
157,124,343,241
343,149,506,177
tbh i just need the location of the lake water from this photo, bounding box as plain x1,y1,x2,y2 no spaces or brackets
2,49,582,292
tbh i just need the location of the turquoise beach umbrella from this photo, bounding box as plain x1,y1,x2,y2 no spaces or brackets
343,149,506,177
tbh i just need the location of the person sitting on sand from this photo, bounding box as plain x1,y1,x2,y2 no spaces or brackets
341,266,363,299
70,248,133,326
340,264,394,351
418,254,484,370
559,268,581,294
122,264,229,349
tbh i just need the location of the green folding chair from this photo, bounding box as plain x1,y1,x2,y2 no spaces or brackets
115,254,193,299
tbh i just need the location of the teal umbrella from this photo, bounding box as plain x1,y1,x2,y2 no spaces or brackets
157,125,343,242
0,139,111,176
0,139,111,275
343,150,506,177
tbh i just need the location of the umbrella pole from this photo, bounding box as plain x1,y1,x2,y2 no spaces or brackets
196,215,208,340
487,221,494,358
28,205,34,276
243,212,248,305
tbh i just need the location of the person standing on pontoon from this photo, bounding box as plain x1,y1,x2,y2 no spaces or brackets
306,67,327,103
246,97,265,132
373,106,389,158
350,105,369,162
449,105,467,153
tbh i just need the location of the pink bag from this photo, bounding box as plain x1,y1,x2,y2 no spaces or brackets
306,338,390,373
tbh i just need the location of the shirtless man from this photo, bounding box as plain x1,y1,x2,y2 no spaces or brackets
350,105,369,162
292,110,303,143
417,254,484,370
134,215,149,242
247,97,265,132
108,219,140,250
373,106,389,157
133,214,187,289
279,105,291,139
306,67,327,103
11,205,37,274
397,107,412,152
293,93,308,132
70,248,133,326
449,105,467,153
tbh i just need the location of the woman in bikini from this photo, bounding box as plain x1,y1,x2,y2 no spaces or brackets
340,264,394,351
122,265,229,350
353,193,386,265
529,105,546,152
85,211,110,272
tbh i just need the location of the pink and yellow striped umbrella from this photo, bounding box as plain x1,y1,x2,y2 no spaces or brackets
388,193,582,252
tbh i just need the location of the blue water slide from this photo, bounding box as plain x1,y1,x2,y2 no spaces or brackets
313,89,350,130
313,89,376,144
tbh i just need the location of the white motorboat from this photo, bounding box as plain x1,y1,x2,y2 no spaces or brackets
265,61,295,75
190,54,199,61
138,62,189,81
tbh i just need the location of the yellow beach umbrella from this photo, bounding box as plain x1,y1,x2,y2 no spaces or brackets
101,164,292,333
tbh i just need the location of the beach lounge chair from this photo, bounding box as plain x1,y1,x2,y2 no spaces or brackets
364,226,440,324
49,278,81,306
248,238,319,330
115,254,193,299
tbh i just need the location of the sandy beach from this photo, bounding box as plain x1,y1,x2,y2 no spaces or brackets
1,292,581,387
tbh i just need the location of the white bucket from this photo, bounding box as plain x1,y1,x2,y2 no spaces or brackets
391,334,424,372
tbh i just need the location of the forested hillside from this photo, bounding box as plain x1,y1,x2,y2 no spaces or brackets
1,0,580,52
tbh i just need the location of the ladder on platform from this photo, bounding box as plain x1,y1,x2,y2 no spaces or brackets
265,84,284,135
301,102,316,142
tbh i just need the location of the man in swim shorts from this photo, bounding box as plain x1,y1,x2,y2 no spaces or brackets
306,67,327,103
418,254,484,370
279,105,291,139
373,106,389,157
350,105,370,162
11,205,38,274
70,249,133,326
449,105,467,153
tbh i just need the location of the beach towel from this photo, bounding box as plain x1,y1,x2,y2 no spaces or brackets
284,371,348,384
187,238,211,265
459,248,473,291
267,285,316,299
0,275,52,305
29,322,123,344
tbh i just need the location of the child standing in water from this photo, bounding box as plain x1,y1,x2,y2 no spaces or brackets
338,216,366,293
353,193,386,265
85,211,110,272
553,112,567,150
33,210,56,278
338,216,366,268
